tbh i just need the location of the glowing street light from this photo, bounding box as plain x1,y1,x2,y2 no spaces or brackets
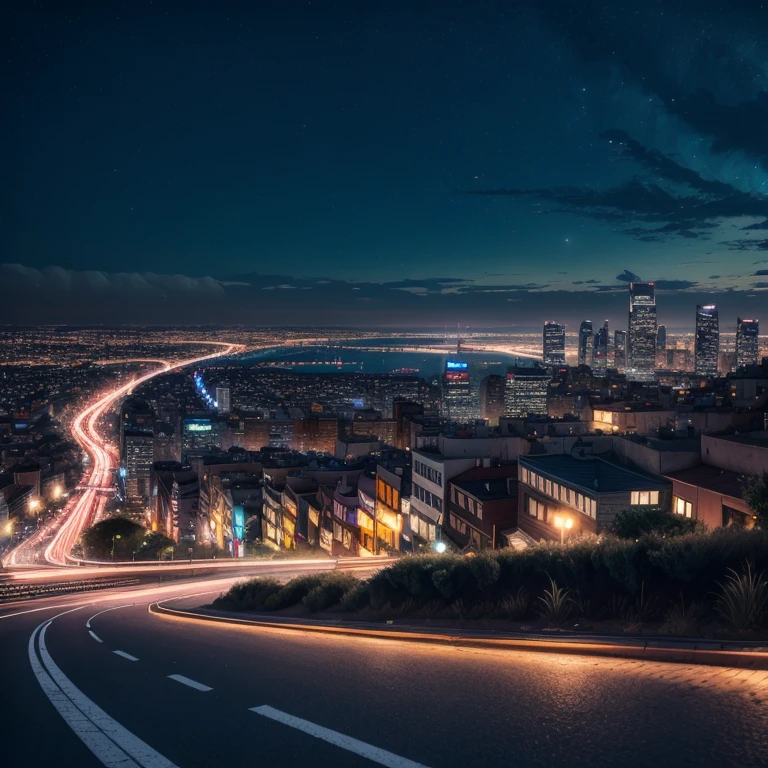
52,485,62,500
28,498,41,512
553,516,573,545
433,541,447,554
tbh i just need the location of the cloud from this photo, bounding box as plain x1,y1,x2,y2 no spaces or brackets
616,270,641,283
709,275,721,279
654,280,698,291
753,270,768,276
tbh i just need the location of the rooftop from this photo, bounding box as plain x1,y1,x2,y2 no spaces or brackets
709,431,768,450
520,454,669,494
452,478,515,501
665,464,744,499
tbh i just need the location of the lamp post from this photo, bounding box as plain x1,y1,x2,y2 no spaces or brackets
554,516,573,545
111,533,122,560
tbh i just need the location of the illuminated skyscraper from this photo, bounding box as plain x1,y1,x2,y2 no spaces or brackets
578,320,593,366
215,386,231,413
614,330,627,370
593,320,609,371
442,361,475,423
542,322,566,366
736,318,759,368
694,305,719,376
504,366,549,417
628,282,657,378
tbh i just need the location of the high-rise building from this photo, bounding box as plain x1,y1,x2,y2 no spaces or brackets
122,428,154,518
628,282,657,378
736,318,759,368
503,366,549,417
593,320,609,371
542,322,566,366
215,386,231,414
578,321,593,366
479,374,506,422
657,325,667,353
614,330,627,370
694,304,719,376
442,361,475,423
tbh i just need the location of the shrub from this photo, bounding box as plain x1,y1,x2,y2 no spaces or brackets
302,573,360,613
339,581,371,612
612,506,704,539
212,577,282,611
537,575,573,625
714,563,768,631
263,573,331,610
661,596,702,637
500,587,530,621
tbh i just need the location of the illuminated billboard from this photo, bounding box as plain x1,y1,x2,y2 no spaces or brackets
351,398,365,409
446,361,468,370
445,372,469,381
184,419,212,433
233,505,245,541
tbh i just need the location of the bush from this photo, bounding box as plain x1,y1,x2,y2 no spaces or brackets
612,506,703,539
714,563,768,631
81,517,145,560
213,577,282,611
500,587,530,621
302,573,360,613
661,595,702,637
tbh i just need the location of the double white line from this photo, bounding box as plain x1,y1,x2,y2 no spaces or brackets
28,607,177,768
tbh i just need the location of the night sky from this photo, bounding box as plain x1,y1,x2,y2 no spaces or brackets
3,0,768,329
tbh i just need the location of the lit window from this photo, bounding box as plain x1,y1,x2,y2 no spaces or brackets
674,496,692,518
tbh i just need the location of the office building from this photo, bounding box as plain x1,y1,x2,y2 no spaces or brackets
694,305,719,376
578,321,593,366
215,387,231,414
504,366,549,417
657,325,667,353
122,428,154,517
479,374,506,422
736,318,759,368
442,361,475,423
614,330,627,370
593,320,609,371
542,322,566,366
628,282,657,378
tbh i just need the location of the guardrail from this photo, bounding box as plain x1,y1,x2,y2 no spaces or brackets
0,577,141,603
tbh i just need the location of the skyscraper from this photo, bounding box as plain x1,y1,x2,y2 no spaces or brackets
736,318,759,368
657,325,667,353
593,320,609,371
479,374,506,422
694,305,719,376
578,320,593,366
542,321,566,366
614,330,627,370
628,282,657,378
504,366,549,417
215,386,231,413
442,361,475,423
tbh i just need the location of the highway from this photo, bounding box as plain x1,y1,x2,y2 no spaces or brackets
3,342,244,570
4,573,768,768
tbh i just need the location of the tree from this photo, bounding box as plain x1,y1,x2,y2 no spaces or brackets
136,531,177,560
612,506,703,539
81,517,145,560
741,472,768,528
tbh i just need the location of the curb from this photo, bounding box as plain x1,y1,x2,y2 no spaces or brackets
148,601,768,670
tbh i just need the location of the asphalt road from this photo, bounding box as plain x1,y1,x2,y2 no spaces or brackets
4,575,768,768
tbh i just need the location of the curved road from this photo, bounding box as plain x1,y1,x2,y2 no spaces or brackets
3,575,768,768
4,342,244,569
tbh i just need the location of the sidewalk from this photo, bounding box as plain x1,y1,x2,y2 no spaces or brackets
150,601,768,670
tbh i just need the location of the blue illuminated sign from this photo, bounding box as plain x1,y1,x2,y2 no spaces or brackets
446,361,468,370
233,505,245,541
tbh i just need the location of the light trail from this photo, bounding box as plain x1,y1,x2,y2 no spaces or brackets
3,342,243,569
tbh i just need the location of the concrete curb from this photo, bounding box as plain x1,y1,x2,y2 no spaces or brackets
149,601,768,670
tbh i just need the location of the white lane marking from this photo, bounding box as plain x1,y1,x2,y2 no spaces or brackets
1,601,94,620
167,674,212,691
250,705,430,768
34,619,178,767
88,630,103,643
113,650,139,662
86,603,135,628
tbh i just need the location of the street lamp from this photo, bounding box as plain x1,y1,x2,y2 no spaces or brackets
111,533,122,560
553,516,573,545
433,541,447,554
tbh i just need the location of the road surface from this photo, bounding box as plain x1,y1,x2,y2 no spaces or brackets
4,574,768,768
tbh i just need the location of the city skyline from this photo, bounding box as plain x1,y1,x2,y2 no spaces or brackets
4,1,768,327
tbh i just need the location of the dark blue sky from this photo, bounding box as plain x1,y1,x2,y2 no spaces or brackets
3,0,768,328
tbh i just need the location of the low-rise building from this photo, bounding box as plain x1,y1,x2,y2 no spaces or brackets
517,454,670,543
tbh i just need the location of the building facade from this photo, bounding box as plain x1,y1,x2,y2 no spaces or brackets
543,322,566,366
628,282,657,378
694,304,719,376
504,367,549,417
578,320,593,366
736,318,759,368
